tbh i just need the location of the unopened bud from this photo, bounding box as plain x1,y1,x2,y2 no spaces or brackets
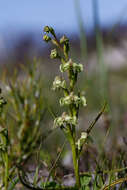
60,35,69,44
44,26,50,33
44,26,55,36
43,35,51,42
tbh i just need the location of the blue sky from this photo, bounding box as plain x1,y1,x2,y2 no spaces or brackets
0,0,127,34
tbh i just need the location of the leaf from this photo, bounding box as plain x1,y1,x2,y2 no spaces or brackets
80,185,90,190
85,186,90,190
86,102,107,134
33,166,39,186
80,175,91,187
8,177,19,190
43,181,58,188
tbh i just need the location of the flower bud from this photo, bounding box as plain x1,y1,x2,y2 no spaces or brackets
44,26,55,36
43,35,51,42
44,26,50,33
60,35,69,44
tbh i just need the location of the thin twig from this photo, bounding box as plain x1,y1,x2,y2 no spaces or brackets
46,140,67,182
102,176,127,190
86,102,107,134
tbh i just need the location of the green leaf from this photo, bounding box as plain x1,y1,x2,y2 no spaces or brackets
85,186,90,190
80,175,91,186
43,181,59,188
80,186,90,190
8,177,19,190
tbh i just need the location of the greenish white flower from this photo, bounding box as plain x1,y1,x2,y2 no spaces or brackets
52,76,66,90
60,92,79,106
81,132,87,139
59,92,87,107
80,96,87,107
54,112,77,128
50,49,59,59
76,132,88,150
59,59,83,73
54,116,63,127
60,62,70,72
73,63,83,72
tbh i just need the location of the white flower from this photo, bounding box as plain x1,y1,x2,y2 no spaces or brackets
54,112,77,128
52,76,66,90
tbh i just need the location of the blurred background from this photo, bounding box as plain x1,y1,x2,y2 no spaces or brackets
1,0,127,66
0,0,127,175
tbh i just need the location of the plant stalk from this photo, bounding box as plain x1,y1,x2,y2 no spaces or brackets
69,129,81,188
1,152,9,190
4,153,9,190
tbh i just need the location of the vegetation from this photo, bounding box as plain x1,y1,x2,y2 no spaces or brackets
0,26,127,190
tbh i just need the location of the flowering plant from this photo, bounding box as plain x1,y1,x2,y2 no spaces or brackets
43,26,106,189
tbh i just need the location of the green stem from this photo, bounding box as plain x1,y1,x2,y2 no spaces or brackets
2,152,9,190
5,153,9,190
68,128,80,188
70,138,80,188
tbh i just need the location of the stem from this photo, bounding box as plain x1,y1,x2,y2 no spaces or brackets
2,152,9,190
70,138,81,188
5,153,9,190
64,46,80,188
68,128,81,188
